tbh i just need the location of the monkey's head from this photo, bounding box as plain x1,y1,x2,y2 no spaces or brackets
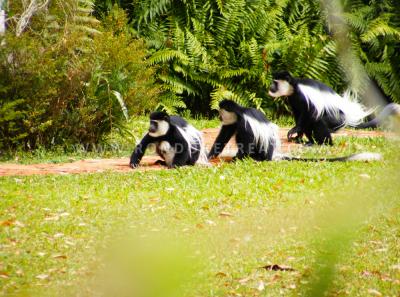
148,111,170,137
269,71,295,98
218,100,239,125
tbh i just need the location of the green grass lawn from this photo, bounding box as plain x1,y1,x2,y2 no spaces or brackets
1,120,399,296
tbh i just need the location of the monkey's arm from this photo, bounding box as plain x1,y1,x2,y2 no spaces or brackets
287,126,303,141
208,124,236,159
287,95,313,141
129,134,153,168
288,112,310,141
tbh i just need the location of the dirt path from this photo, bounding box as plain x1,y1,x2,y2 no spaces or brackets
0,128,389,177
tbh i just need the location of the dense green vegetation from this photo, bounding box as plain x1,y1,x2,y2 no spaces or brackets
1,0,399,150
1,136,399,296
94,0,400,111
1,2,161,149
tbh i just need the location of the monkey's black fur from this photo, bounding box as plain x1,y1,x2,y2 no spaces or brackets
208,100,279,161
270,71,346,145
130,112,203,168
270,71,400,145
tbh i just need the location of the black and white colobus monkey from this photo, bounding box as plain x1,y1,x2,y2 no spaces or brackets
130,112,207,168
208,99,280,161
268,71,400,145
209,99,381,162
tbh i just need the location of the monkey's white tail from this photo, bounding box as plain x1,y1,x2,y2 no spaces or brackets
298,84,375,126
273,152,382,162
341,91,376,127
345,152,382,161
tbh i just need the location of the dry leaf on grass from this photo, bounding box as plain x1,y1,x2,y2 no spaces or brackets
219,211,233,217
205,220,216,226
0,219,25,227
52,254,67,259
36,274,49,280
0,220,14,226
261,264,295,271
0,271,9,279
367,289,382,296
238,276,250,284
257,281,265,291
390,264,400,270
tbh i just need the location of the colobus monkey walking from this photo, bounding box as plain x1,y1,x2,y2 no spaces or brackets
208,99,281,161
130,112,208,168
268,71,400,145
209,100,381,162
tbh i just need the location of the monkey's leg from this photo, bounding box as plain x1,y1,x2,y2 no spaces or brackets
304,128,315,146
312,121,333,145
265,142,275,161
234,146,246,160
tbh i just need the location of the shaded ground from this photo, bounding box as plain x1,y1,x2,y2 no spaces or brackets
0,128,389,176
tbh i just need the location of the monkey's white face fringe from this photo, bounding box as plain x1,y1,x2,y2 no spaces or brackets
243,114,281,157
176,124,209,165
149,120,169,137
219,109,238,125
298,84,374,126
269,80,294,97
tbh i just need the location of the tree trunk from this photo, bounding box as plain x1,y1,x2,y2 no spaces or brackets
0,0,5,35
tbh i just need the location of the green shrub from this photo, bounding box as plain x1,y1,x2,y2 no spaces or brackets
0,5,160,150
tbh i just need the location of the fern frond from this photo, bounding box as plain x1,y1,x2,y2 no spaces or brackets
156,93,186,114
148,49,190,66
218,68,249,79
185,30,208,63
210,87,246,110
361,19,400,43
158,74,199,96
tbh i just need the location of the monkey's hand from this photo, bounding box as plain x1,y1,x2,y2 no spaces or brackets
129,162,139,168
287,126,303,142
